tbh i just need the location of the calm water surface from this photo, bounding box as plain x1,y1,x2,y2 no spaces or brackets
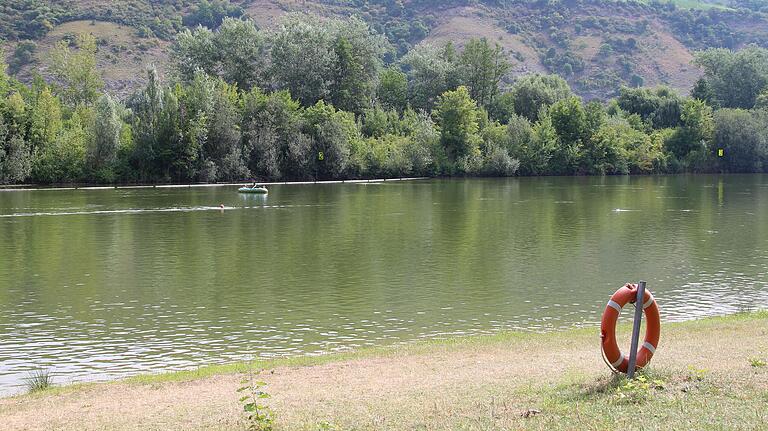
1,176,767,394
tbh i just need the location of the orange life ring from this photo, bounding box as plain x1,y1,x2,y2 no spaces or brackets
600,283,660,373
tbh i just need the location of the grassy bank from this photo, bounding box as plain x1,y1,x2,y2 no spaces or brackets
2,312,767,430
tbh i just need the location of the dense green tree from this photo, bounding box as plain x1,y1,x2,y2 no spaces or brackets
331,37,370,114
755,90,768,110
582,116,667,175
9,41,36,75
202,79,249,181
616,86,682,129
49,33,104,107
242,89,309,180
182,0,243,29
548,96,588,175
377,67,408,112
510,74,572,121
0,91,32,183
713,109,768,172
695,46,768,109
480,121,518,176
270,14,337,106
241,88,278,179
663,98,715,172
581,119,631,175
215,18,269,90
303,101,357,179
329,17,389,114
434,86,482,172
690,77,716,106
87,94,122,182
28,87,62,154
3,133,30,183
440,42,463,92
402,43,459,111
1,132,32,183
577,101,612,174
549,97,588,146
128,68,181,181
584,101,607,138
174,18,269,90
521,113,558,175
172,72,222,181
361,106,403,138
482,143,519,176
32,106,89,183
506,114,533,159
153,88,185,181
459,38,510,108
400,109,439,176
0,61,9,96
172,26,218,83
488,92,516,123
361,134,414,178
682,99,715,149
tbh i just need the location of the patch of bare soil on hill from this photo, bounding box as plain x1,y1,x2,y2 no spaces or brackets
423,10,547,77
10,20,171,98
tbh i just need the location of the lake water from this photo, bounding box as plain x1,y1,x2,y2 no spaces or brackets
1,176,767,395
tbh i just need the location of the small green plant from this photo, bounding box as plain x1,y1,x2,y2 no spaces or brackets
686,366,708,381
24,369,53,393
237,370,275,431
749,357,767,368
613,374,665,404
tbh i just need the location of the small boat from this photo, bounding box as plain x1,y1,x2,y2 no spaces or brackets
238,185,268,194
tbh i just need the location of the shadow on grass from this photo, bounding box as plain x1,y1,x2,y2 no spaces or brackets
550,368,674,404
551,373,624,403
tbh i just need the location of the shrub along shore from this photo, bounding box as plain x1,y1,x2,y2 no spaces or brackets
1,311,766,430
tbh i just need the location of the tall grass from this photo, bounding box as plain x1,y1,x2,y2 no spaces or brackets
24,369,53,393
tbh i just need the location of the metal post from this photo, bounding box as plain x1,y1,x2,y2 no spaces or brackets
627,281,646,379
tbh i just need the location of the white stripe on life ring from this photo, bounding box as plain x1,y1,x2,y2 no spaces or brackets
643,296,655,309
642,342,656,354
611,353,625,368
607,300,622,312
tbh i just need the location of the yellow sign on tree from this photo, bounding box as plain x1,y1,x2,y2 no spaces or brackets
718,148,724,157
318,151,324,161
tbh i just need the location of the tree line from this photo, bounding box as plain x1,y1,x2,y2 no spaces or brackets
2,14,768,185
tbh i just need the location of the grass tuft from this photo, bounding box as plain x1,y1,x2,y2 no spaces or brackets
612,373,666,404
685,365,708,381
24,369,53,393
749,357,767,368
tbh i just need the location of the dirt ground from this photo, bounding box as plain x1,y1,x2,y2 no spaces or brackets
1,315,766,430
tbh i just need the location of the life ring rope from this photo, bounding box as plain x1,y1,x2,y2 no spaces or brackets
600,339,621,374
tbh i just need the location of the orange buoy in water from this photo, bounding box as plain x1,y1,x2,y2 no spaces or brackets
600,283,660,373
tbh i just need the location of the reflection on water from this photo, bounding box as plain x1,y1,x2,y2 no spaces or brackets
1,175,767,395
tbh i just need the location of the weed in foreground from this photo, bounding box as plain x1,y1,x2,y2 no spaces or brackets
749,357,767,368
238,370,275,431
613,374,666,405
685,365,708,382
315,421,341,430
24,369,53,393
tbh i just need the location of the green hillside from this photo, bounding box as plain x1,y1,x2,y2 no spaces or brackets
3,1,768,97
